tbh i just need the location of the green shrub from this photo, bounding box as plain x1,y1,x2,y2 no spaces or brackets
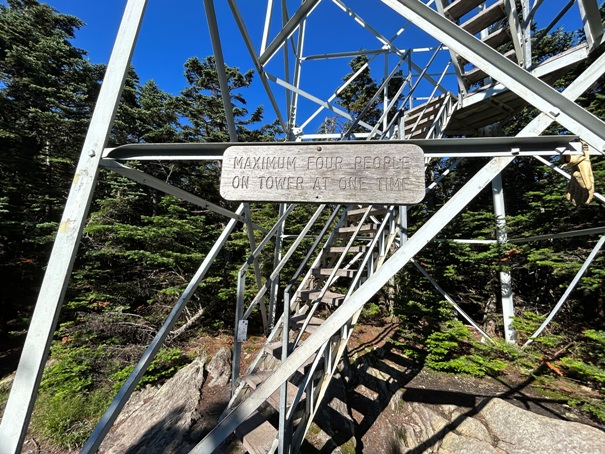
109,347,188,391
361,302,381,319
559,358,605,387
32,390,108,450
512,312,565,348
424,320,508,377
583,401,605,423
559,329,605,390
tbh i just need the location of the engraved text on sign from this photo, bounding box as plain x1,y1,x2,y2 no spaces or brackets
220,144,425,204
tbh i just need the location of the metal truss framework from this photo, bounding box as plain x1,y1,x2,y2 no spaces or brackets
1,1,605,453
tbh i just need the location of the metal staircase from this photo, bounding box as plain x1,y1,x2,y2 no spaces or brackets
403,93,459,140
226,204,401,453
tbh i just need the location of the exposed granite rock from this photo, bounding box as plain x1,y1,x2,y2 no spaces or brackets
361,396,605,454
309,356,605,454
206,346,231,387
94,345,605,454
99,355,206,454
480,398,605,454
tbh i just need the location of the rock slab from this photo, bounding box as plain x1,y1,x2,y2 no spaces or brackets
99,356,206,454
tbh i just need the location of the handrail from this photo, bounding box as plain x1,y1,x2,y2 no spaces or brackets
224,205,343,412
346,206,397,297
410,61,452,136
241,205,328,321
232,204,297,387
283,205,345,313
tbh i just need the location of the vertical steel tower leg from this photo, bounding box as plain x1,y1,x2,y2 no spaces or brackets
0,1,148,452
492,174,516,343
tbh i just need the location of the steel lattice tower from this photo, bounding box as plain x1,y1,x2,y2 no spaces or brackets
2,1,605,453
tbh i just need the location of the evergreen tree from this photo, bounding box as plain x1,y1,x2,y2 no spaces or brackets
178,56,279,142
0,0,101,337
325,53,403,137
336,54,381,133
65,56,283,344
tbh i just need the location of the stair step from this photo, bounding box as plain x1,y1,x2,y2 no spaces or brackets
444,0,486,21
404,96,449,137
245,372,306,411
458,26,511,66
300,290,345,306
346,206,388,218
337,223,380,234
312,268,357,278
326,245,370,254
463,48,517,86
236,410,277,454
265,341,287,358
407,126,434,139
264,342,325,375
460,0,505,36
405,94,447,119
290,314,325,332
481,26,512,51
405,109,440,133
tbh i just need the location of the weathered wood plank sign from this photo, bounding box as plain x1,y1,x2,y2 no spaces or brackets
220,144,425,204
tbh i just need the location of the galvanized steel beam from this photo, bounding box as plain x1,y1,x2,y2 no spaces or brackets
258,0,321,65
576,0,603,50
492,174,516,343
104,136,580,161
204,0,238,142
227,0,287,130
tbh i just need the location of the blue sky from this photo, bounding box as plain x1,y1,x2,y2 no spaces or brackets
39,0,441,128
37,0,586,131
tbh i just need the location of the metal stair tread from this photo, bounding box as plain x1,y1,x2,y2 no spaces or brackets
463,48,517,85
264,342,325,374
326,245,370,254
300,289,346,306
290,313,325,332
458,26,511,66
235,410,277,454
312,268,357,278
346,206,388,218
404,111,440,132
404,95,447,119
460,0,505,36
444,0,486,21
244,372,306,411
337,223,380,234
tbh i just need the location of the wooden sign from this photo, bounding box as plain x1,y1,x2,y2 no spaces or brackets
220,144,425,204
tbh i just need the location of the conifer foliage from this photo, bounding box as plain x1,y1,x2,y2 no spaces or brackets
0,0,102,338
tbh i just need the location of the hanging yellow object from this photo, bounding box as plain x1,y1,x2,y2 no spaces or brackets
566,142,594,205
